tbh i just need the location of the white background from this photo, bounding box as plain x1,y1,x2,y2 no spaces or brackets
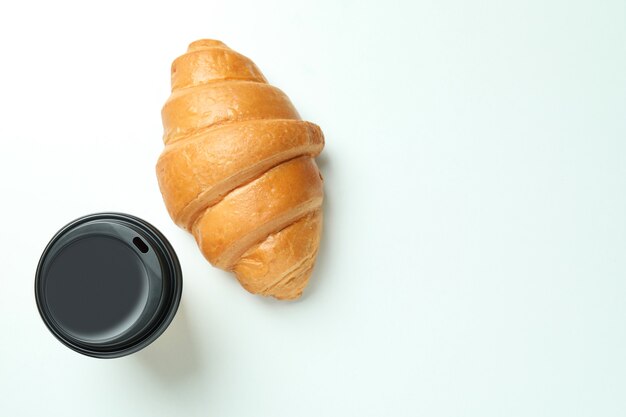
1,1,625,416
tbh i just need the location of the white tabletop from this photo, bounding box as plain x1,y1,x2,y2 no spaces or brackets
1,0,625,416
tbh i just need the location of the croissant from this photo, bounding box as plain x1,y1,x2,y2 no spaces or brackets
156,39,324,300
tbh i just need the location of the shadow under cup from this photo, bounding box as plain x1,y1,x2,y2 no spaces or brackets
35,213,183,358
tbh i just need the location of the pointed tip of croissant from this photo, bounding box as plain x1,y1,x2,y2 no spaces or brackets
232,210,323,301
265,265,315,300
187,39,228,52
239,263,314,301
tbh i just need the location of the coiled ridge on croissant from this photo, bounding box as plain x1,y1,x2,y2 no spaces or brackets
157,39,324,300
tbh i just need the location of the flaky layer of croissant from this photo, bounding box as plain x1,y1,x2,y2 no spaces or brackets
157,39,324,300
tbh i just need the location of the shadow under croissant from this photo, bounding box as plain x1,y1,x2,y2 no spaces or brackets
133,304,204,383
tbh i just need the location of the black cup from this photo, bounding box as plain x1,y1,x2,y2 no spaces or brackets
35,213,183,358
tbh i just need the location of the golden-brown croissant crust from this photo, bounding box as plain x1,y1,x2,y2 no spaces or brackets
157,39,324,300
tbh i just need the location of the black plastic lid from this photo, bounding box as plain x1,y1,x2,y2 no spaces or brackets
35,213,183,358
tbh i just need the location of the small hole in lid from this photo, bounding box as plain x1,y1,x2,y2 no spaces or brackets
133,237,149,253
